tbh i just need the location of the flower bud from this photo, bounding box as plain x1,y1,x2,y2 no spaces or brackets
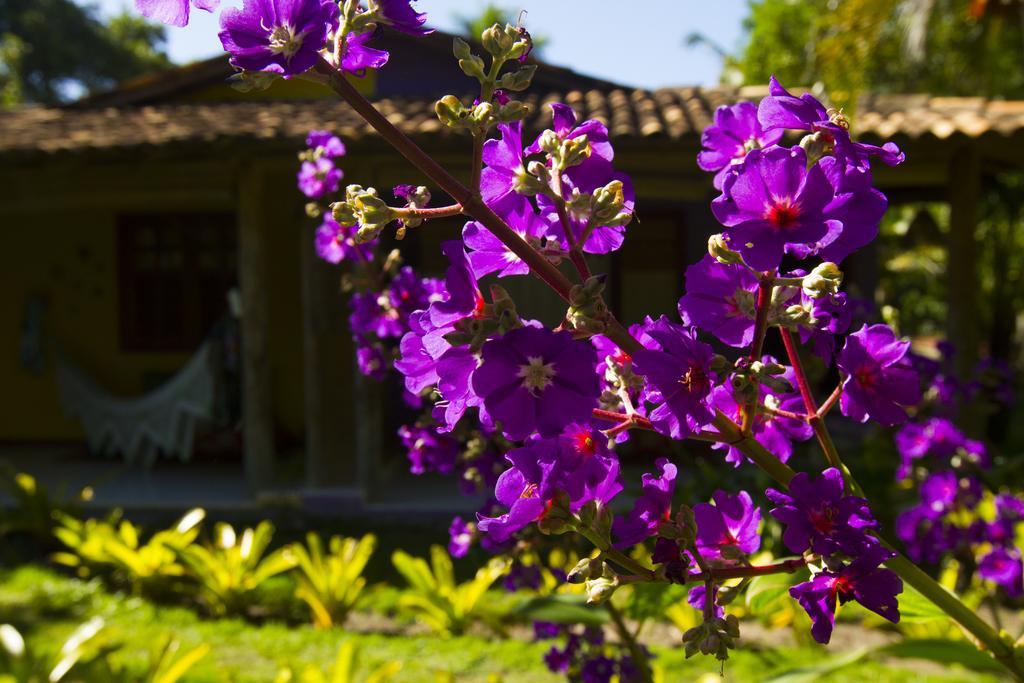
566,557,603,584
799,130,834,167
495,100,530,123
559,135,592,170
591,180,627,225
584,575,619,604
481,23,515,58
228,71,279,93
435,95,469,128
708,234,745,265
802,262,843,298
495,64,537,92
536,491,575,535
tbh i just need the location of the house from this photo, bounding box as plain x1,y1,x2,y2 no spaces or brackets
2,27,1023,511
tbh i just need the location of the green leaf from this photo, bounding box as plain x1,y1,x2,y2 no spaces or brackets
624,583,688,621
894,584,950,623
746,571,799,615
878,638,1005,673
513,594,609,626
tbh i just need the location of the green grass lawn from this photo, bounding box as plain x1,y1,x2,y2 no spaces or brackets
0,565,1004,682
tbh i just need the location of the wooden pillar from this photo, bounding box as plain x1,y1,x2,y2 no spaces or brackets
238,165,275,490
301,220,355,488
946,147,981,379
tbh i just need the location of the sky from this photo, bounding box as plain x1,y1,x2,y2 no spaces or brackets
82,0,749,88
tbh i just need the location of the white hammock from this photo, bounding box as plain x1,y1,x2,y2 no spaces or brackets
55,341,219,467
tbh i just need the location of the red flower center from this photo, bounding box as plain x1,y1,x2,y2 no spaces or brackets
472,290,487,318
572,431,597,457
766,199,801,230
810,506,837,534
854,364,879,391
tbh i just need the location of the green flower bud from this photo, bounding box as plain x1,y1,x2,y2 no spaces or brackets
330,201,357,226
495,64,537,92
708,234,745,265
591,180,627,225
481,23,515,58
495,100,530,123
566,557,604,584
560,135,592,170
435,95,469,128
537,491,575,535
304,202,322,219
802,262,843,298
584,575,619,604
799,130,834,167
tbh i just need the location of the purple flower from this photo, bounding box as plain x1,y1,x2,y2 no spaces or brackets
432,345,485,431
766,468,878,555
377,0,431,35
135,0,218,27
790,545,902,644
631,316,716,440
355,341,389,379
298,157,342,198
581,656,616,683
711,145,837,271
399,424,458,475
836,324,920,427
394,311,447,394
218,0,339,77
480,122,527,217
694,490,761,559
697,101,783,189
315,215,373,263
997,494,1024,522
473,327,599,441
531,104,635,254
476,428,621,542
447,517,473,558
801,158,888,264
463,204,552,279
533,622,562,640
687,583,724,619
306,130,346,157
758,76,905,175
429,241,483,327
677,255,760,348
340,30,389,74
978,548,1023,597
612,458,678,548
544,644,572,673
894,417,965,479
709,371,812,467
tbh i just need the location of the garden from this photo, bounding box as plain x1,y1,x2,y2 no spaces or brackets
3,0,1024,681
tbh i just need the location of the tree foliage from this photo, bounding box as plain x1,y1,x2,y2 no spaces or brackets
0,0,171,105
726,0,1024,107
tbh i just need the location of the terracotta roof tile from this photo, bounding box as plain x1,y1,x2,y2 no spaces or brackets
3,87,1024,157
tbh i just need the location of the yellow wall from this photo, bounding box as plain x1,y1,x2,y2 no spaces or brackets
0,157,308,442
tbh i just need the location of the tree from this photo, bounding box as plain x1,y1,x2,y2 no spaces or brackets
724,0,1024,107
0,0,171,105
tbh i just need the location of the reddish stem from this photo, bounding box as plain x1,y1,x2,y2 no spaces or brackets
779,327,818,416
817,384,842,418
395,203,464,220
749,275,773,362
690,557,808,583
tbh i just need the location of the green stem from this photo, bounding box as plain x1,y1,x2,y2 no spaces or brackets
606,602,653,683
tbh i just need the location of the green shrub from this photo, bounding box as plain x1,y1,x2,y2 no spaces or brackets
391,545,509,637
176,520,296,616
290,533,376,629
52,509,205,600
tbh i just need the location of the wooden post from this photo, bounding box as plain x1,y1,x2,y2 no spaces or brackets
238,165,275,490
301,219,355,488
946,147,981,380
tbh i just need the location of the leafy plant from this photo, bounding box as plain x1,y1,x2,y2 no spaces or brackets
0,617,119,682
52,508,205,599
391,545,509,637
0,619,208,683
290,532,376,628
275,641,400,683
176,520,296,616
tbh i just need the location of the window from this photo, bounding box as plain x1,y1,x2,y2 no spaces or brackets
117,213,237,352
